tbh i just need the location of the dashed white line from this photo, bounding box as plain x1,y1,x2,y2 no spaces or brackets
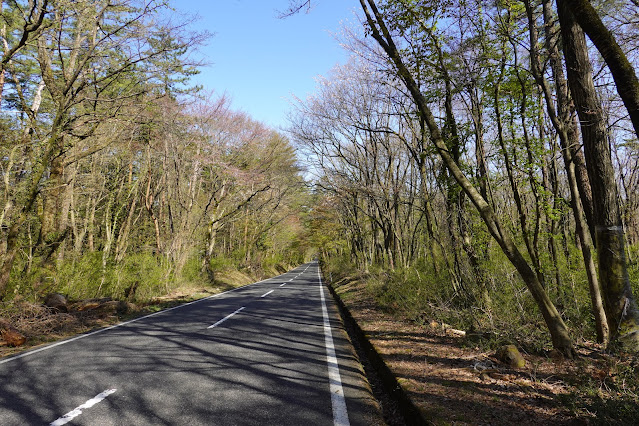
207,307,245,329
50,389,116,426
279,283,286,287
318,270,350,426
261,290,275,298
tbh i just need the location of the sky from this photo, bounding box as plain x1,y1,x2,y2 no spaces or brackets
170,0,361,130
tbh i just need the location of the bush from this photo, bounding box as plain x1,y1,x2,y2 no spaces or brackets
55,252,172,302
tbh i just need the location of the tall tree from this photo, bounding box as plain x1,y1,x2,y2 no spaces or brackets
357,0,574,356
558,0,639,350
559,0,639,139
0,0,49,104
523,0,608,344
0,0,206,298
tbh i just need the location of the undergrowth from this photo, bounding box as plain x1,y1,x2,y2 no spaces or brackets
321,244,639,424
4,250,298,305
322,239,639,354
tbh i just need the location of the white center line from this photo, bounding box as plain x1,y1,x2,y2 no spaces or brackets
261,290,274,298
318,270,350,426
207,307,245,329
279,283,286,287
50,389,116,426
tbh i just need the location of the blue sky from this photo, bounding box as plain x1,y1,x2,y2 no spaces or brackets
171,0,361,130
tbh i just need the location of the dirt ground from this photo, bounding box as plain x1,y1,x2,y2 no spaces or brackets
331,277,639,425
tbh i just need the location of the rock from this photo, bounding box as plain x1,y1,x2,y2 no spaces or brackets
496,344,526,368
0,319,27,347
44,293,68,312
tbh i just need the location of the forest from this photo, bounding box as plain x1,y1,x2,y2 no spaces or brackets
2,0,639,422
0,0,310,309
1,0,639,378
289,0,639,357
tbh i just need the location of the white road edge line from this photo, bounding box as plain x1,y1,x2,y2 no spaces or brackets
261,290,275,298
318,268,350,426
50,389,116,426
0,273,283,365
207,307,246,329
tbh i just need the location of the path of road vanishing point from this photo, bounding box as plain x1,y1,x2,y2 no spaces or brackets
0,262,383,425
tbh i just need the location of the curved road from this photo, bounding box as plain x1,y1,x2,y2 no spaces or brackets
0,262,383,425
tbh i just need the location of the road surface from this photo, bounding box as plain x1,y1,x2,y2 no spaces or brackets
0,262,382,425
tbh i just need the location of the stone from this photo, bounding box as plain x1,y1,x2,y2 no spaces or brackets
496,344,526,368
44,293,68,312
0,319,26,347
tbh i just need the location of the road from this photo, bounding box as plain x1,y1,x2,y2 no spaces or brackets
0,262,382,425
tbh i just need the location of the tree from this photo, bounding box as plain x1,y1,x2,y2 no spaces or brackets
559,0,639,139
0,0,207,298
558,0,639,351
523,0,608,344
0,0,49,104
357,0,574,356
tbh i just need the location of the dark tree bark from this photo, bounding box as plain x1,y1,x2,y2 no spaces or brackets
558,0,639,351
560,0,639,139
541,0,595,244
524,0,609,344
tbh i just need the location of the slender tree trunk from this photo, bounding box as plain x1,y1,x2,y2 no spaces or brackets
546,147,562,293
512,49,545,287
526,0,609,343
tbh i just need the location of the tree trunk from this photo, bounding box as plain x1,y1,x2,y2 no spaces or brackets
560,0,639,139
558,0,639,350
525,0,610,344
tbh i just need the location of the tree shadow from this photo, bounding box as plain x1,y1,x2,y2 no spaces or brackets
0,265,379,425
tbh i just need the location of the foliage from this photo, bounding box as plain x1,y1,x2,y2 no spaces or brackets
0,0,310,304
291,0,639,354
323,236,639,355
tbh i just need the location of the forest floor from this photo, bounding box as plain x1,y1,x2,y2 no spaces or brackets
330,274,639,425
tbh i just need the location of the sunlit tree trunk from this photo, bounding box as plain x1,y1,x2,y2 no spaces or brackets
558,0,639,350
559,0,639,138
525,0,609,344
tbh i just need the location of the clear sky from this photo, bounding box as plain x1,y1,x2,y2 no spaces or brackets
171,0,361,130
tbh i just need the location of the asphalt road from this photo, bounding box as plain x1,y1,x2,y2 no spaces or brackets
0,262,382,425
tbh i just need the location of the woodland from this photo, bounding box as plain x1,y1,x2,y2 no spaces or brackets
289,0,639,358
0,0,309,310
2,0,639,420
